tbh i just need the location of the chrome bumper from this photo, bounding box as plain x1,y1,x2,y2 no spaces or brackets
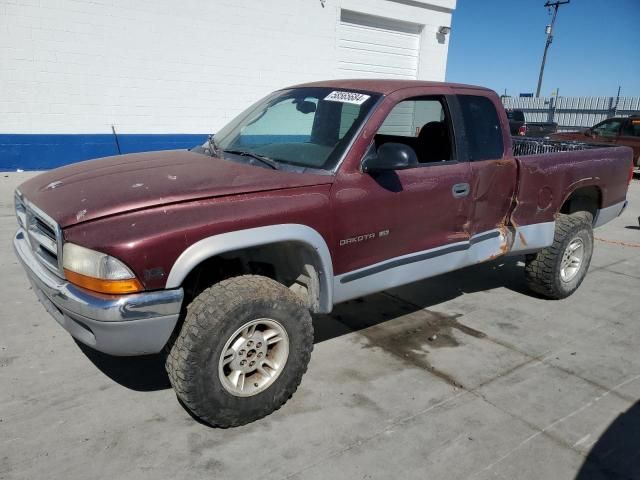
14,229,184,356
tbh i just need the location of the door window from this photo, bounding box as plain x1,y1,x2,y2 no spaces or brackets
375,98,453,163
592,119,623,138
621,119,640,137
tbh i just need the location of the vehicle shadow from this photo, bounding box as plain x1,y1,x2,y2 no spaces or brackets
314,255,534,343
78,256,534,390
574,400,640,479
76,341,171,391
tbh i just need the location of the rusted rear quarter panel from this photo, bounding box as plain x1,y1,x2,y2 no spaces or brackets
511,146,632,225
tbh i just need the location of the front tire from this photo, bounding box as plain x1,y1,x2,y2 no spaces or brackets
166,275,314,427
525,213,594,299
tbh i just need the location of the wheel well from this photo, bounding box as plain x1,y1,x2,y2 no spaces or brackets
180,242,323,313
560,186,601,220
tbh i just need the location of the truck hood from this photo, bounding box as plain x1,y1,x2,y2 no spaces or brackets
18,150,333,228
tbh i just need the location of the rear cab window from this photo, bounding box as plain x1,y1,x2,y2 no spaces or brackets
458,95,504,161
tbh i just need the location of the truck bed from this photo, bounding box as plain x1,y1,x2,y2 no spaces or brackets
510,138,632,228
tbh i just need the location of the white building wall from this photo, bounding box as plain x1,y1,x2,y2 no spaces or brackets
0,0,455,135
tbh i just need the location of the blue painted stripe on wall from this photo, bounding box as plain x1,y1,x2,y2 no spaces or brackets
0,134,317,171
0,134,208,171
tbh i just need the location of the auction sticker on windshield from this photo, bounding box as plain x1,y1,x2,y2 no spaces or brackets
324,91,370,105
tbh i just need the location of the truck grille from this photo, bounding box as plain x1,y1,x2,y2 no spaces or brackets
15,191,64,277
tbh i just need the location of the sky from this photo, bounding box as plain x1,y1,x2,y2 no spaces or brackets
445,0,640,97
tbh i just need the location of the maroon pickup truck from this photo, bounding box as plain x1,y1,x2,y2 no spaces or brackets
14,80,634,427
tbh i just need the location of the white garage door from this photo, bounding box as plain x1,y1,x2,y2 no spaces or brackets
337,10,422,80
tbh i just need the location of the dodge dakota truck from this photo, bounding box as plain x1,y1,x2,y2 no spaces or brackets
14,80,634,427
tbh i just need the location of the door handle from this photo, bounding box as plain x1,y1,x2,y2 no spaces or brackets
452,183,470,198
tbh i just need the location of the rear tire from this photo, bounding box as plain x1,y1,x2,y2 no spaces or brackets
525,212,594,299
166,275,314,427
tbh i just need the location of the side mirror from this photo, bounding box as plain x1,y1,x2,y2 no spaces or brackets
363,143,418,173
295,100,317,114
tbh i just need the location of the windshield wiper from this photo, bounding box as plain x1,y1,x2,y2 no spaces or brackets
223,149,279,170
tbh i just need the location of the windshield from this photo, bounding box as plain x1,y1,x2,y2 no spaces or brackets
206,87,381,171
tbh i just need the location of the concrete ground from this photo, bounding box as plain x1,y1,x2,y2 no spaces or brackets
1,172,639,480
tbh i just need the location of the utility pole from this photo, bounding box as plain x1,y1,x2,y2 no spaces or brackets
613,85,621,116
535,0,569,98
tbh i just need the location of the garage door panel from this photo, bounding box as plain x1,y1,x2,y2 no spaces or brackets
338,25,421,51
338,49,419,71
337,63,417,79
338,9,422,80
338,38,420,57
340,9,422,35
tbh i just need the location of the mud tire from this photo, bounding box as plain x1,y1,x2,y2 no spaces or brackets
525,212,594,299
166,275,314,427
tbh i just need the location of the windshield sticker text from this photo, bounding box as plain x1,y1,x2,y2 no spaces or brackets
324,91,371,105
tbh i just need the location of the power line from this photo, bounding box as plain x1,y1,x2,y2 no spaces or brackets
535,0,570,98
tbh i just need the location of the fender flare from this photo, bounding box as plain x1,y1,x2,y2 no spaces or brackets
165,224,334,312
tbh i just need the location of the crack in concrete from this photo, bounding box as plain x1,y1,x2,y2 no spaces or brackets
281,391,467,480
468,374,640,479
600,268,640,281
588,257,638,273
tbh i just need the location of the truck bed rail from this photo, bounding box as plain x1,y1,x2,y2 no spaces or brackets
512,137,602,157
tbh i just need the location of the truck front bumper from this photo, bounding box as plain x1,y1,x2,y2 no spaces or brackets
14,229,184,356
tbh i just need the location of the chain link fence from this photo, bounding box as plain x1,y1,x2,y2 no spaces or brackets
502,96,640,131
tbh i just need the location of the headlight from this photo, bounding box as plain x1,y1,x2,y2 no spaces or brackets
63,243,142,294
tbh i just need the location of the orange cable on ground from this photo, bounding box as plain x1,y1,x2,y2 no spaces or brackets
595,237,640,248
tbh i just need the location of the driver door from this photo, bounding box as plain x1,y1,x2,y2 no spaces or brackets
330,96,472,301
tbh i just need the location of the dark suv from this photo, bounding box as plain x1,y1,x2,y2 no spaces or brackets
506,109,557,137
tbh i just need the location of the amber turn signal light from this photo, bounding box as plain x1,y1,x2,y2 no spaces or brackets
64,269,143,294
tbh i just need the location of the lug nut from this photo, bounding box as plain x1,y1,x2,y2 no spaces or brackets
240,360,247,366
239,350,246,356
256,342,262,348
247,340,254,347
249,361,255,367
257,352,263,358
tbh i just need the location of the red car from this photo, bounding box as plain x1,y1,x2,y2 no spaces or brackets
14,80,634,427
551,116,640,170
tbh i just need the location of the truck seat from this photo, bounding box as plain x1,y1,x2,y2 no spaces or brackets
417,121,451,162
